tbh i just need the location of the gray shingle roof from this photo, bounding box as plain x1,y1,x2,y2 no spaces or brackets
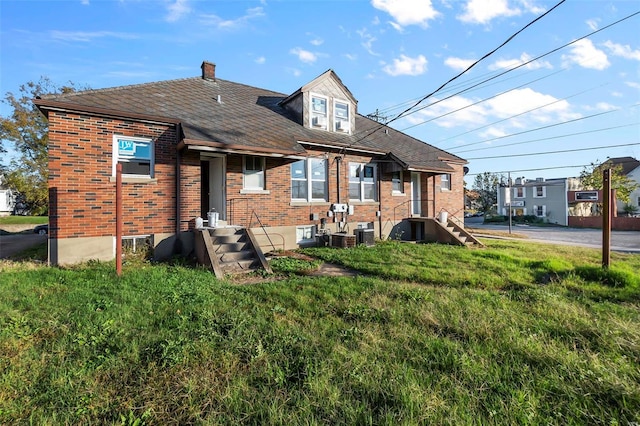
36,74,466,172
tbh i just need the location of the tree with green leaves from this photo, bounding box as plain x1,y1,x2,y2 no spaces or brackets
471,172,500,214
0,77,80,215
579,160,639,205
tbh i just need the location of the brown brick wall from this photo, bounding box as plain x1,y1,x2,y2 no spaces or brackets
47,111,177,239
48,110,465,245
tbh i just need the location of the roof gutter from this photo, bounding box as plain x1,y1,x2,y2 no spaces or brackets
298,140,386,155
178,138,304,158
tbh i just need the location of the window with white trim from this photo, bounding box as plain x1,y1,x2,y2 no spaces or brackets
534,205,546,217
113,135,154,177
533,186,546,198
514,187,526,198
296,225,315,244
243,156,265,190
334,100,351,134
441,173,451,191
392,171,403,193
291,158,327,201
349,163,377,201
310,95,328,130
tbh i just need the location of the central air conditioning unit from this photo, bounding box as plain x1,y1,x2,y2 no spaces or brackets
354,228,375,246
312,116,326,127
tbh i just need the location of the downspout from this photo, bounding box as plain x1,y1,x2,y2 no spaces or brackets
335,155,341,203
335,156,342,231
377,164,382,239
431,175,436,217
175,124,183,254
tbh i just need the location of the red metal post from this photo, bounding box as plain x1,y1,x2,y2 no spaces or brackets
602,168,611,269
116,163,123,276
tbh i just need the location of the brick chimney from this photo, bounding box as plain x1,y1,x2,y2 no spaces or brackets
201,61,216,81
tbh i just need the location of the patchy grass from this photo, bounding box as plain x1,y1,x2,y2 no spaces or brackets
1,240,639,425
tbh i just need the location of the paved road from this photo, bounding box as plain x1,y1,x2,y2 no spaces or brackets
465,218,640,253
0,234,47,259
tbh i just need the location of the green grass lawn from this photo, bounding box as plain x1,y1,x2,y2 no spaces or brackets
1,240,639,425
0,215,47,225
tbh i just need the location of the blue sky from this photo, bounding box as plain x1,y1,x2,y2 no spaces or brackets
1,0,639,184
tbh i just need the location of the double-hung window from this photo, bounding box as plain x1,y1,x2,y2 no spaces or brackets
514,187,526,198
243,156,265,190
310,95,328,130
534,205,546,217
113,135,154,177
349,163,377,201
392,171,404,194
533,186,546,198
291,158,327,202
334,100,350,134
441,173,451,191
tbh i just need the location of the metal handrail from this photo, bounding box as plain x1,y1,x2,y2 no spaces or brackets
247,209,280,253
227,197,250,225
393,198,423,222
437,206,465,228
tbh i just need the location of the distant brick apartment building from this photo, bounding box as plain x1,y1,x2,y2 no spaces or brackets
35,62,467,264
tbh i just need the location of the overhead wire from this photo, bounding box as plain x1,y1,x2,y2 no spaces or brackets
434,82,610,147
455,121,639,154
450,103,640,152
465,142,640,160
354,7,640,150
344,0,568,148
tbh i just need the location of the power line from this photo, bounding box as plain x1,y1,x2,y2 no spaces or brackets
466,142,640,160
388,0,567,126
398,68,567,133
357,7,640,147
346,0,567,148
454,121,639,154
450,105,638,152
435,83,608,147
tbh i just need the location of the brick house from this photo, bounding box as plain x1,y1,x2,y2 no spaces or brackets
35,61,467,265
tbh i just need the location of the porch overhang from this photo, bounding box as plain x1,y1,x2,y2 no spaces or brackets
178,138,305,158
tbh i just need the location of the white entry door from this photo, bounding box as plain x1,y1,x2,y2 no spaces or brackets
411,172,421,216
209,156,226,220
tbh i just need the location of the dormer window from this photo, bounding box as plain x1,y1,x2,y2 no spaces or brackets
334,100,350,134
310,95,328,130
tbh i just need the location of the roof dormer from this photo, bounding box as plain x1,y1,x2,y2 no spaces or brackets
280,69,357,135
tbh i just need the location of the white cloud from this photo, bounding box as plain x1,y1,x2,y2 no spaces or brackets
371,0,440,28
199,7,265,30
486,88,576,123
288,68,302,77
562,39,610,70
344,53,358,61
81,0,90,5
165,0,191,22
458,0,521,25
290,47,317,64
310,37,324,46
489,52,553,70
50,30,138,42
372,16,380,25
405,95,487,128
625,81,640,90
602,40,640,61
357,28,378,56
586,18,599,31
444,57,475,71
403,87,578,130
255,56,266,64
383,54,427,76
